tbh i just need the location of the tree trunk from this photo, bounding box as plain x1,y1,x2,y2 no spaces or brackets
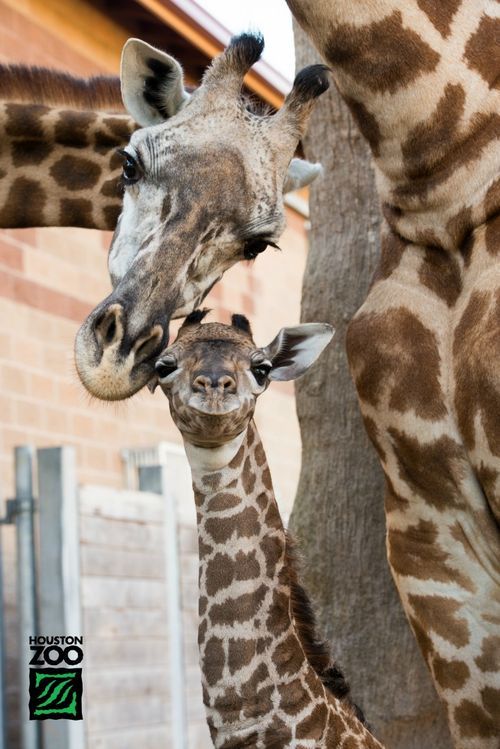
289,25,452,749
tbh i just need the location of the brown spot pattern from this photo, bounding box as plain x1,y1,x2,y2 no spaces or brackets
475,636,500,673
54,110,96,147
325,11,440,94
347,307,447,420
228,638,255,674
203,636,225,686
408,594,470,648
11,140,53,167
388,519,474,591
389,429,465,510
419,245,462,306
402,83,465,180
50,154,101,190
464,14,500,89
432,655,470,690
296,702,328,739
373,228,406,283
454,698,498,738
5,102,47,137
0,177,45,227
59,198,94,228
274,634,306,677
209,584,267,626
416,0,461,37
344,97,382,157
453,290,500,463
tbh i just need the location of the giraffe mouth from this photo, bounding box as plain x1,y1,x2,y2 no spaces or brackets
188,393,240,415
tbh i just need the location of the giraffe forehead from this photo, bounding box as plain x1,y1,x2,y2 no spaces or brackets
129,111,279,187
175,337,256,367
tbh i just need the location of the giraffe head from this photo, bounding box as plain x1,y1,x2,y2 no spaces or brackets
74,33,330,401
154,310,333,447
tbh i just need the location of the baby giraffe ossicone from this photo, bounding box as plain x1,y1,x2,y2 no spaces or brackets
154,310,384,749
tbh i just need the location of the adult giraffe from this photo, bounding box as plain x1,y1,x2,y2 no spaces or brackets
284,2,499,748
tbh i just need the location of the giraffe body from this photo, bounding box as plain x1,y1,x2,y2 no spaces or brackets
285,1,500,745
155,312,383,748
0,65,134,230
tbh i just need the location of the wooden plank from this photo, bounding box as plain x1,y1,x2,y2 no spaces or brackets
83,607,168,639
80,486,164,524
80,516,164,550
85,667,168,700
88,725,171,749
0,0,127,73
81,545,165,579
81,576,167,609
85,694,169,732
84,638,169,668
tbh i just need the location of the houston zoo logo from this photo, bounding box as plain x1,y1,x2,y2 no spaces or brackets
28,636,83,720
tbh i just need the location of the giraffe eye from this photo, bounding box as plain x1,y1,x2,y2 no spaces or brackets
243,236,281,260
251,360,272,385
155,356,178,380
118,150,141,185
244,238,269,260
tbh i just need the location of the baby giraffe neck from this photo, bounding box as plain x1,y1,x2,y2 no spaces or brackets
184,421,383,748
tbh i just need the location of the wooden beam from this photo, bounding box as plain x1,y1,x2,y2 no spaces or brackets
135,0,286,107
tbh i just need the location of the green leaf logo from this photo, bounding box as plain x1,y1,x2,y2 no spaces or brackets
29,668,83,720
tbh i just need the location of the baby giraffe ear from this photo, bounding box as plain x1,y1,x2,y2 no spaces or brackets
121,38,190,127
283,158,323,193
263,323,334,381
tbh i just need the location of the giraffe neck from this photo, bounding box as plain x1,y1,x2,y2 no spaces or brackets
0,65,135,230
185,421,383,748
289,1,497,251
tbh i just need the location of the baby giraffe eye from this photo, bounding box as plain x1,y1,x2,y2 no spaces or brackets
251,360,272,385
118,149,141,185
155,356,178,380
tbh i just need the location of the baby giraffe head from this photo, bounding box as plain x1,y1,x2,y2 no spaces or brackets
154,310,333,449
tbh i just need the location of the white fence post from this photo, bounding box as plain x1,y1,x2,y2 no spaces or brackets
37,447,84,749
15,446,40,749
139,465,187,749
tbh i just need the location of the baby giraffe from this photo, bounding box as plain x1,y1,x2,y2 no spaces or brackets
154,310,384,749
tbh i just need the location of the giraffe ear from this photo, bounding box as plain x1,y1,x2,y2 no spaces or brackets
263,323,334,381
283,158,323,193
120,38,190,127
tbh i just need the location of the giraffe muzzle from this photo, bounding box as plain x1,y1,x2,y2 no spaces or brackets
74,301,166,400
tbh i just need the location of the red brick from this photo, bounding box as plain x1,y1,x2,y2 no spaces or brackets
0,268,92,322
0,240,23,272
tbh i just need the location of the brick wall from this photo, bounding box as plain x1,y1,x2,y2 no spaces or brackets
0,0,308,511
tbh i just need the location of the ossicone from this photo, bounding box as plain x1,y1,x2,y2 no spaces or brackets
291,64,331,102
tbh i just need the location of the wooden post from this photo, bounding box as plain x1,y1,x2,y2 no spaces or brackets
37,447,84,749
139,465,187,749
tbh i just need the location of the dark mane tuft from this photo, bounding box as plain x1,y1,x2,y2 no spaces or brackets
181,308,211,328
231,314,252,336
285,533,366,723
0,64,124,112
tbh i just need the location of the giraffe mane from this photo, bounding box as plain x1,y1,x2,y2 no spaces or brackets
0,64,124,112
285,532,367,723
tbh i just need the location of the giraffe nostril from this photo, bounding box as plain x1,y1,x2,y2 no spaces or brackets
193,375,211,393
94,304,123,349
219,375,236,393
